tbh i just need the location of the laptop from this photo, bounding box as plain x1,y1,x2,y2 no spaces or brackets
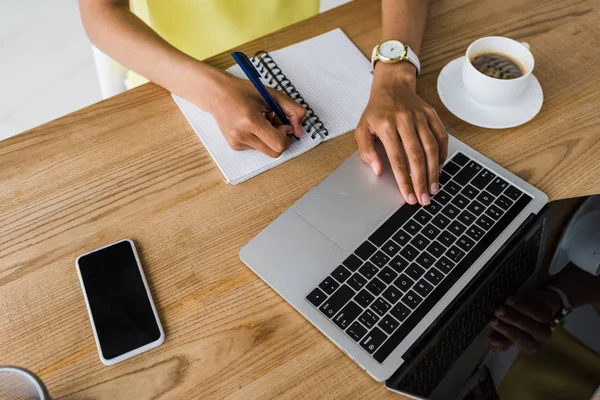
240,135,548,399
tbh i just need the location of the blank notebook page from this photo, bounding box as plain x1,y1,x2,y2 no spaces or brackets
173,28,372,184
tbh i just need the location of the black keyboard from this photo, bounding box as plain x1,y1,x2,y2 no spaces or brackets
305,152,532,362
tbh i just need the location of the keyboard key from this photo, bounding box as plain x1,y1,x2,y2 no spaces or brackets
432,214,451,230
424,268,444,285
393,273,414,292
334,301,362,329
377,266,398,284
422,223,441,240
355,241,376,261
358,262,378,279
434,190,452,205
461,184,480,199
319,284,355,318
442,204,460,219
457,210,477,226
471,169,496,190
390,303,411,322
446,246,465,263
416,252,435,269
366,277,386,296
370,251,390,268
360,327,387,354
382,285,403,304
379,315,400,335
476,191,494,206
389,255,409,273
400,244,419,262
392,229,410,246
368,203,420,246
438,230,457,247
503,185,523,201
451,152,469,166
319,276,339,294
426,241,446,258
371,297,392,316
413,279,434,297
306,288,327,307
451,193,470,210
359,309,379,328
410,233,430,251
495,194,513,210
466,225,485,241
454,160,483,185
414,209,432,225
456,235,476,252
444,181,462,196
485,205,504,220
466,200,486,216
487,177,509,196
401,290,423,309
343,254,362,271
332,265,352,282
476,215,494,230
354,289,375,308
423,199,443,216
347,273,368,291
382,240,402,257
439,171,451,185
448,220,467,236
434,256,455,274
404,220,422,235
346,321,368,342
406,264,426,280
443,161,461,175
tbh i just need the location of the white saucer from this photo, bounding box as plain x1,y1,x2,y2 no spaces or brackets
437,56,543,129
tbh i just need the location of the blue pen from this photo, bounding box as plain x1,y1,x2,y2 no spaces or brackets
231,51,299,141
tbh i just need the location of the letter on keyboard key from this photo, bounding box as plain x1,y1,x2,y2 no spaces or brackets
359,309,379,328
447,246,465,263
444,181,461,196
476,215,494,230
433,190,452,205
461,184,480,199
319,284,355,318
354,289,375,308
434,256,455,273
466,225,485,241
452,193,470,210
382,285,403,304
400,244,419,262
378,315,400,335
426,241,446,258
393,273,414,292
466,200,486,216
346,321,368,342
391,303,411,322
389,255,409,273
377,266,398,284
401,290,423,309
347,273,367,291
422,224,441,240
366,277,386,296
424,268,444,285
382,240,401,257
438,230,457,247
414,209,432,225
410,234,430,251
476,191,494,206
355,241,376,261
404,220,422,235
371,297,392,316
334,301,362,329
423,199,443,216
485,205,504,220
448,220,467,236
432,214,451,230
392,228,411,246
414,279,434,297
457,210,476,227
416,252,434,269
360,327,387,354
406,264,426,280
306,288,327,307
358,262,378,279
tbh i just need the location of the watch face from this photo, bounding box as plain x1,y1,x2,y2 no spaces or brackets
378,40,406,61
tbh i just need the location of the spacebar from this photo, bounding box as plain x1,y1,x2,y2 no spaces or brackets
373,194,532,363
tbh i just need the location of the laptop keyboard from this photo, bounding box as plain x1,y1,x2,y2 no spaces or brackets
305,152,532,363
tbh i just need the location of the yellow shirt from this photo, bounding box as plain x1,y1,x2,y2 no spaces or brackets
129,0,320,86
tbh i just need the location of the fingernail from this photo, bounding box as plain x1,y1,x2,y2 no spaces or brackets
490,318,499,327
496,307,505,316
370,162,380,175
430,183,439,194
421,193,431,205
506,297,515,306
408,193,417,204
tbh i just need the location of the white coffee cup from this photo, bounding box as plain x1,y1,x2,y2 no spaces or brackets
462,36,534,106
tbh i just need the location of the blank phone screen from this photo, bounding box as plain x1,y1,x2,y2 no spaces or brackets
78,241,161,360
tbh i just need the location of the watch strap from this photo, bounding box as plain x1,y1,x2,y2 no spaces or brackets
545,286,572,309
545,285,572,328
371,43,421,75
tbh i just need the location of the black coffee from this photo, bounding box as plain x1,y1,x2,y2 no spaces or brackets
470,52,524,80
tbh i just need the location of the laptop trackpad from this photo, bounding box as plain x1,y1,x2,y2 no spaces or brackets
294,149,403,252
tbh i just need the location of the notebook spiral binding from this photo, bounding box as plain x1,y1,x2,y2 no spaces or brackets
252,51,329,140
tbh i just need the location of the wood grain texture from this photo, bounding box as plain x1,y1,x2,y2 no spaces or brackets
1,0,599,398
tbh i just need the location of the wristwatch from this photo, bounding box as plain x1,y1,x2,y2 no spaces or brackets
545,286,572,328
371,40,421,75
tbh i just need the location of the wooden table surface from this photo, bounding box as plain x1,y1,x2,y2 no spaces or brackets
2,0,600,398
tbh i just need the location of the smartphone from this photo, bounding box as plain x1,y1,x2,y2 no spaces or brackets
76,239,165,365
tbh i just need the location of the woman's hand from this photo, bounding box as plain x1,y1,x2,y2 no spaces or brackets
197,70,306,158
489,289,562,354
355,62,448,206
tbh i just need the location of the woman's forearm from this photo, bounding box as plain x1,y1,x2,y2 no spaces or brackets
78,0,222,108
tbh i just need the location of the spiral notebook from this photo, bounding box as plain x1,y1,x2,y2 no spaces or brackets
173,29,373,184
